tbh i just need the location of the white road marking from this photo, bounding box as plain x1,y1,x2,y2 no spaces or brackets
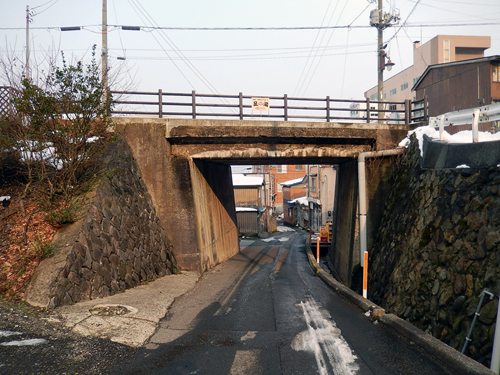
293,296,359,375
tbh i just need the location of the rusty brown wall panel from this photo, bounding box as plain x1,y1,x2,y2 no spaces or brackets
234,188,259,207
492,82,500,101
418,61,494,116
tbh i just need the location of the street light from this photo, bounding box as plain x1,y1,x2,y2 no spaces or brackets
371,0,400,121
385,57,395,71
379,50,394,72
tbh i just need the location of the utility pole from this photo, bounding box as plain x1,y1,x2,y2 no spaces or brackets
370,1,399,121
26,5,30,80
102,0,108,101
377,0,384,120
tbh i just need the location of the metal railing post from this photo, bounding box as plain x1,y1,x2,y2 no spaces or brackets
284,94,288,121
192,90,196,119
158,89,163,118
366,98,371,123
326,96,330,122
239,92,243,120
404,99,410,124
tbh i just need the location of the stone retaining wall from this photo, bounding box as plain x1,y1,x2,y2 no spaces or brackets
369,134,500,367
47,140,178,308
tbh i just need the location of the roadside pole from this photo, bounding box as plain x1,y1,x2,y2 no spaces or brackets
363,251,368,299
316,237,320,263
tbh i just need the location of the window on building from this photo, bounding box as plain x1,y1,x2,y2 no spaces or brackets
277,165,287,173
401,82,408,91
389,104,397,111
413,76,420,85
310,177,316,193
295,165,302,170
390,88,397,96
370,93,378,101
277,184,283,193
493,63,500,82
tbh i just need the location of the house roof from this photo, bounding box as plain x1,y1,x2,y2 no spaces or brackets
236,207,258,212
280,176,307,187
412,55,500,91
232,174,264,187
289,196,320,206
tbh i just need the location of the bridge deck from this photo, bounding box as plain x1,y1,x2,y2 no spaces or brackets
113,117,411,164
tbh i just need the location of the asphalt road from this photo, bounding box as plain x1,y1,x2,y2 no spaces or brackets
113,227,458,375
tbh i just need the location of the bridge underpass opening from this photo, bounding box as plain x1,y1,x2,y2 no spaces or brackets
115,117,409,286
228,159,356,287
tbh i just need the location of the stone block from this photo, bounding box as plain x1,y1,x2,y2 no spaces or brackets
110,280,120,294
67,271,81,286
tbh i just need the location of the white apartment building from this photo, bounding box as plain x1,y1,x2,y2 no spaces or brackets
363,35,491,122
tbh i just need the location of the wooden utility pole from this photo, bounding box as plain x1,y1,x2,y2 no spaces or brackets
102,0,108,100
26,5,30,79
370,0,398,121
377,0,384,120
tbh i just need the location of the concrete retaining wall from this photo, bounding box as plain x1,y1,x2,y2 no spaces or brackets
369,134,500,367
116,120,240,273
26,140,178,308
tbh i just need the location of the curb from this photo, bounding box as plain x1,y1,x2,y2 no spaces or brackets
380,314,496,375
304,236,495,375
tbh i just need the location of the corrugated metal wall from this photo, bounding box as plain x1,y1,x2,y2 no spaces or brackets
236,211,259,235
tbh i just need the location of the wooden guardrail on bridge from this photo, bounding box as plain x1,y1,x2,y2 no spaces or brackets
110,90,428,124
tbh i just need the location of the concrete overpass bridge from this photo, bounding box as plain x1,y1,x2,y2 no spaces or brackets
114,115,412,286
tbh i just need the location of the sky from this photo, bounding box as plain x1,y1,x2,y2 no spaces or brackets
1,0,500,103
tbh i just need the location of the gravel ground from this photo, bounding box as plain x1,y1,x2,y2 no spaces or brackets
0,299,137,375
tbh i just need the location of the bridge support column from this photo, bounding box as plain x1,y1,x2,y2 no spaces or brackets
116,121,239,272
330,159,359,287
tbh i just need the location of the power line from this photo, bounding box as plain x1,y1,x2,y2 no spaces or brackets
117,50,373,62
386,0,421,44
299,0,350,98
1,21,499,32
292,0,337,98
126,0,235,114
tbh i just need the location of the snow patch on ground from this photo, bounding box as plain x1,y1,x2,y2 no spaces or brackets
1,338,49,346
277,226,295,232
0,330,23,337
292,296,358,375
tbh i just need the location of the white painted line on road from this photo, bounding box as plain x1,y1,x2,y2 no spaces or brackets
293,296,359,375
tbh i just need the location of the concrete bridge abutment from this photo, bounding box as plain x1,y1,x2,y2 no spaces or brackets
116,120,239,273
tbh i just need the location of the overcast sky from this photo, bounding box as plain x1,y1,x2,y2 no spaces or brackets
2,0,500,101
